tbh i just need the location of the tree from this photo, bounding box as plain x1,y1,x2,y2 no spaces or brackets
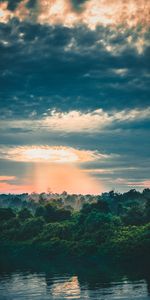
35,205,46,218
18,208,32,221
39,193,46,205
123,206,144,225
44,203,57,222
55,208,71,221
0,208,15,221
93,199,110,213
17,217,45,240
143,189,150,199
145,198,150,222
35,203,71,223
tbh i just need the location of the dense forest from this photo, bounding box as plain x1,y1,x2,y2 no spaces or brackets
0,189,150,261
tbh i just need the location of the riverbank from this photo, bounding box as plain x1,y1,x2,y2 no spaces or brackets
0,199,150,265
0,238,150,265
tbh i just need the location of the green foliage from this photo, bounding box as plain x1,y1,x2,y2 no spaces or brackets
35,203,71,222
145,199,150,222
1,189,150,260
0,207,15,221
123,206,144,225
17,217,45,240
35,205,46,218
81,199,110,215
18,208,32,221
35,221,75,242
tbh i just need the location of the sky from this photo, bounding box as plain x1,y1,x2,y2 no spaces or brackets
0,0,150,194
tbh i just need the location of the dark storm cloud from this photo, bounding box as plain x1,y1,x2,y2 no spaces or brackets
0,0,37,10
0,0,22,11
26,0,37,9
71,0,88,10
0,19,150,119
0,14,149,192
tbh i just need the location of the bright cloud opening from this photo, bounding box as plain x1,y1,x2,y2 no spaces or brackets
0,146,106,194
0,146,106,163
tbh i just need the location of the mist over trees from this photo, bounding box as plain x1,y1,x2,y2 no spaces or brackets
0,189,150,260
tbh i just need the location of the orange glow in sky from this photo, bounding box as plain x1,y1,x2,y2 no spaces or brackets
32,163,103,194
0,146,104,194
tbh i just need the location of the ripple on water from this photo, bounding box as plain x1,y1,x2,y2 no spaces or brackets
0,271,150,299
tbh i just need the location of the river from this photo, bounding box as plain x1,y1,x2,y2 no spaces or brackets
0,255,150,299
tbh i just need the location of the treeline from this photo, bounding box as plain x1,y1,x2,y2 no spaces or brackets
0,188,150,260
0,188,150,214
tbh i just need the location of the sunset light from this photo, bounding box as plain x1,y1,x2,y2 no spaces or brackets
0,146,105,194
23,147,79,163
0,146,102,164
0,0,149,295
0,0,149,194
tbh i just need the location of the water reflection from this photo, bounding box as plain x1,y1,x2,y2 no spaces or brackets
0,256,150,299
49,276,81,299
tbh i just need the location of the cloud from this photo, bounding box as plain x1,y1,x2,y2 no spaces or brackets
0,174,35,193
127,180,150,188
43,107,150,132
0,20,149,121
0,145,107,163
83,166,138,175
112,68,129,76
0,175,16,181
0,107,149,135
0,4,149,194
0,0,150,30
113,178,150,189
0,181,34,193
0,147,105,194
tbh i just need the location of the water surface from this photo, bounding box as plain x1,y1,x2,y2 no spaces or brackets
0,256,150,299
